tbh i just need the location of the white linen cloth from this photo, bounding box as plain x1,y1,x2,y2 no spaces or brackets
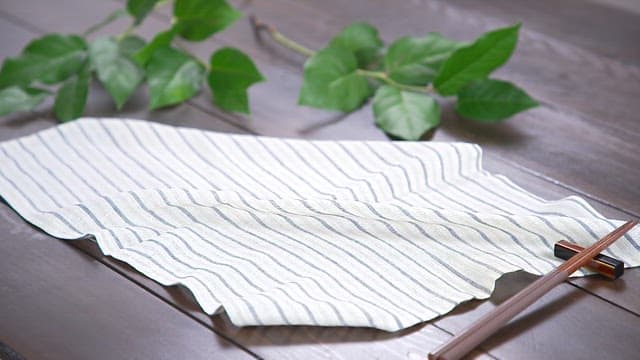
1,118,638,332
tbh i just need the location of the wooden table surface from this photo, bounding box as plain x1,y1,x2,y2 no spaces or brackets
1,0,639,359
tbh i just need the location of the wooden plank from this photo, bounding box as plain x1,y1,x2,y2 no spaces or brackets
0,22,486,359
123,0,640,321
72,236,497,360
439,153,640,358
0,11,42,55
443,0,640,66
10,0,640,316
72,229,640,360
0,13,245,139
7,0,640,141
7,75,494,360
0,18,254,358
0,16,254,360
43,120,640,359
0,81,245,141
590,0,640,14
0,100,486,360
0,14,476,359
434,271,640,360
279,0,640,127
481,155,640,316
0,203,254,360
2,1,640,359
167,0,640,216
0,0,338,138
5,113,637,360
242,0,640,214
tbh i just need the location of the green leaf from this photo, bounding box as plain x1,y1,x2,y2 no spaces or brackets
133,27,177,65
173,0,242,41
385,33,464,86
208,47,264,113
299,46,372,112
89,37,144,109
373,85,441,141
0,86,50,116
329,22,383,68
0,34,86,88
147,46,205,109
118,35,147,58
456,78,538,122
434,23,521,96
126,0,159,25
55,63,90,122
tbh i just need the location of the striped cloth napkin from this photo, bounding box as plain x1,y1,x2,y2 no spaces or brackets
1,118,638,332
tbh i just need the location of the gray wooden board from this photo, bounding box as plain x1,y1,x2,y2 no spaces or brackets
66,156,640,360
239,0,640,214
435,271,640,360
0,200,254,360
444,0,640,66
156,0,640,215
71,232,492,360
1,0,640,359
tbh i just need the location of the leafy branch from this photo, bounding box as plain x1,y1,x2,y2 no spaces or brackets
253,18,539,140
0,0,264,121
0,1,538,142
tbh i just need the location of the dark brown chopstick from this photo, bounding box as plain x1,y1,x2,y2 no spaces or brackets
428,220,638,360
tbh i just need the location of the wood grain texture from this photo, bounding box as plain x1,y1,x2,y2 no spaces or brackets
0,203,254,360
435,271,640,360
480,156,640,316
71,233,497,360
1,0,640,359
65,153,640,360
257,0,640,214
444,0,640,66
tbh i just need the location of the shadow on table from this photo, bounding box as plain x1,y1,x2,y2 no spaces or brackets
438,101,529,146
60,236,630,355
166,270,582,349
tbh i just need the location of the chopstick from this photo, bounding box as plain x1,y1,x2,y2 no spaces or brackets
428,220,638,360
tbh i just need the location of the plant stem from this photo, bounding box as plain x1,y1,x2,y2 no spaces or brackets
250,15,435,94
356,69,434,94
117,24,136,41
174,40,210,71
116,0,172,41
250,15,315,57
83,8,127,36
271,30,315,57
